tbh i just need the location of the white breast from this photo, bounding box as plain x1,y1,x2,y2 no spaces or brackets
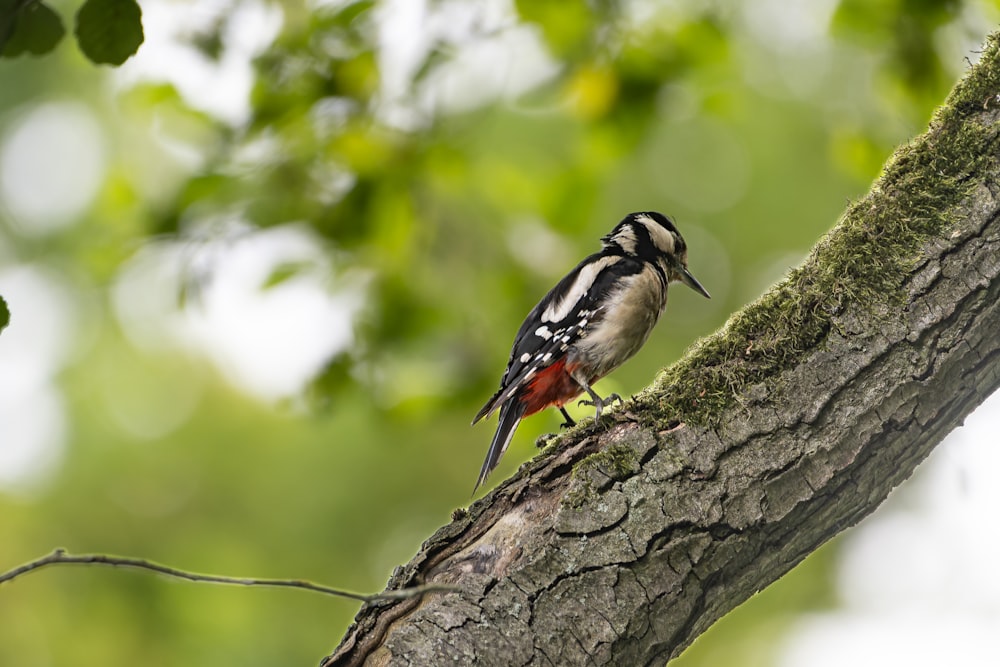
568,265,667,379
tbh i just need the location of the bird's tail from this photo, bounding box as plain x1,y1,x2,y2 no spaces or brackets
474,398,526,494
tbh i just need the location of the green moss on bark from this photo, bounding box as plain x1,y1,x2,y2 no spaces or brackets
563,444,640,509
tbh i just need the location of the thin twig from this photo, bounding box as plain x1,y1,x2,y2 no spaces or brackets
0,549,458,602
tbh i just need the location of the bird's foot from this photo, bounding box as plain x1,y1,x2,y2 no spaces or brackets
558,406,576,429
577,393,623,420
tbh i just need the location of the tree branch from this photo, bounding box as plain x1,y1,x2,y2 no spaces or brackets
0,549,457,603
324,34,1000,667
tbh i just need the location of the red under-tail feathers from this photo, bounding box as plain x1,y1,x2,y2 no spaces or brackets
474,359,590,492
521,358,588,415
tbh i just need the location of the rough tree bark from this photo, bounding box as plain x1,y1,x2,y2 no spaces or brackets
323,35,1000,667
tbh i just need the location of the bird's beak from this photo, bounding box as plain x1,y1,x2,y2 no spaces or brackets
678,266,711,299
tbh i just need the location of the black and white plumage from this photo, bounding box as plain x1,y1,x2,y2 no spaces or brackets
472,211,710,492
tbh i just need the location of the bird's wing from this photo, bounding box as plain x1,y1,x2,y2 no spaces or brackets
473,253,643,423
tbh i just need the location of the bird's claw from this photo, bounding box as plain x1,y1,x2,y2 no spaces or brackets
558,407,576,429
577,393,623,420
577,393,623,408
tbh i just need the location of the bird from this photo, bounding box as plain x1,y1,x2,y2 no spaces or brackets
471,211,710,492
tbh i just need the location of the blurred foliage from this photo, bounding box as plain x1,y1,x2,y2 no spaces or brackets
0,0,996,665
0,0,143,64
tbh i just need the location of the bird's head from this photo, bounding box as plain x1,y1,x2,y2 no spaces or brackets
602,211,711,299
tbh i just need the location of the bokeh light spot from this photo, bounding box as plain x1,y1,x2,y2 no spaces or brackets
0,102,106,236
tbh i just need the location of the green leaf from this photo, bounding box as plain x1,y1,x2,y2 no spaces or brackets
0,294,9,335
74,0,142,66
1,0,65,57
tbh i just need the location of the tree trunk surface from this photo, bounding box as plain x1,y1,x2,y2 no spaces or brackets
323,34,1000,667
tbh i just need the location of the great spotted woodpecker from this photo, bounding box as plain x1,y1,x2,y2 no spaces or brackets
472,211,710,491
